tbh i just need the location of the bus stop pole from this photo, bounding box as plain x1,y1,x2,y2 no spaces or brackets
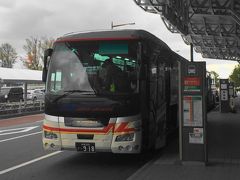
178,61,183,161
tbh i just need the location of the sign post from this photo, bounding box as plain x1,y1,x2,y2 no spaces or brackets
229,82,235,112
220,79,230,113
179,62,207,163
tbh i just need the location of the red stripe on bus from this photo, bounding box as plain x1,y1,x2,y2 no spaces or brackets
43,124,114,134
114,122,135,133
55,37,139,43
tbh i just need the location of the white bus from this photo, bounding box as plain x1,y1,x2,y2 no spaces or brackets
42,29,184,153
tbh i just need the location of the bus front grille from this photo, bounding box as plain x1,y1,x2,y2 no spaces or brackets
77,134,94,140
64,117,110,128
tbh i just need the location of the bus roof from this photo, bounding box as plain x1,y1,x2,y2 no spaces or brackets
56,29,171,50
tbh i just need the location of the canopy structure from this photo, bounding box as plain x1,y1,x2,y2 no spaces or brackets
134,0,240,62
0,67,42,84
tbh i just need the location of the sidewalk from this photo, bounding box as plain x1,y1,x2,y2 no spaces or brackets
128,96,240,180
128,158,240,180
0,114,44,127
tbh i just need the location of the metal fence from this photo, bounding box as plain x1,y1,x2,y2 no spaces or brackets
0,100,44,117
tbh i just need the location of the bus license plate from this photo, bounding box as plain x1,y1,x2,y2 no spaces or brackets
75,142,95,153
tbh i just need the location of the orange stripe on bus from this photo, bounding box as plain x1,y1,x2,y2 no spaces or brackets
43,124,115,134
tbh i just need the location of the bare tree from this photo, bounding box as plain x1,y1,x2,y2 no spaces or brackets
229,64,240,89
0,43,17,68
41,37,55,51
23,36,54,70
209,70,220,88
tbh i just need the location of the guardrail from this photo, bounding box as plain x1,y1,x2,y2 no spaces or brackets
0,100,44,117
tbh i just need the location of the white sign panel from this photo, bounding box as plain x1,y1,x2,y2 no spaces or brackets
221,84,227,89
189,128,204,144
183,96,203,127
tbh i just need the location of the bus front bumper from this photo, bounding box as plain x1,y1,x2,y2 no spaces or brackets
42,131,142,154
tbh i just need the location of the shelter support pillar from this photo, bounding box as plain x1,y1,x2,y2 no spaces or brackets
24,83,28,102
190,44,193,62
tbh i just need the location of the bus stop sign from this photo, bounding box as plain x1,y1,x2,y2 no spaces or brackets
179,61,207,163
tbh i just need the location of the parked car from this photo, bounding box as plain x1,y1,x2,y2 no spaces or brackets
0,87,23,103
32,89,45,101
26,90,34,100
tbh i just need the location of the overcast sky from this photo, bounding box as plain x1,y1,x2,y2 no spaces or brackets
0,0,238,78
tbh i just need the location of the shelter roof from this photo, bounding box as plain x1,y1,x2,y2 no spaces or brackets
134,0,240,62
0,67,42,83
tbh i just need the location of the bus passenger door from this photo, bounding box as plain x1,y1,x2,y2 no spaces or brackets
148,59,167,150
154,62,167,149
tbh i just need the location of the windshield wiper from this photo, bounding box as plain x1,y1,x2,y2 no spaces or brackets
51,90,95,103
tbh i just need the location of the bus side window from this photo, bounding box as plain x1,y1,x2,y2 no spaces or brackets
157,64,165,103
50,71,62,92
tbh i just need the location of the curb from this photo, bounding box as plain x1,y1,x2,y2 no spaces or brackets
0,111,44,120
127,153,162,180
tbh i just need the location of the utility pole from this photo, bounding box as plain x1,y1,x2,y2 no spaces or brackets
111,22,135,29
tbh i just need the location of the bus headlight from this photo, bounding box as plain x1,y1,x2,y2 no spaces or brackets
4,95,8,99
115,133,134,142
44,131,58,139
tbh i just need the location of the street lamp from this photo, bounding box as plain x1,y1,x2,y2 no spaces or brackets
111,22,135,29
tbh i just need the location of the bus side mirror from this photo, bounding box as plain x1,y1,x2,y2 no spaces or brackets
42,49,53,82
42,67,47,82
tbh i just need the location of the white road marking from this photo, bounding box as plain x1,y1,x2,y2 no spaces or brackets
0,151,62,175
0,114,43,121
0,131,42,143
0,126,39,136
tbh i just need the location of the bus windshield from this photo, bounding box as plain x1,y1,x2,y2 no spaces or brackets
46,41,139,96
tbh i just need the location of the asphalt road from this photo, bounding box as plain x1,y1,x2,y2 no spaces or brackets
1,97,239,180
0,119,156,180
